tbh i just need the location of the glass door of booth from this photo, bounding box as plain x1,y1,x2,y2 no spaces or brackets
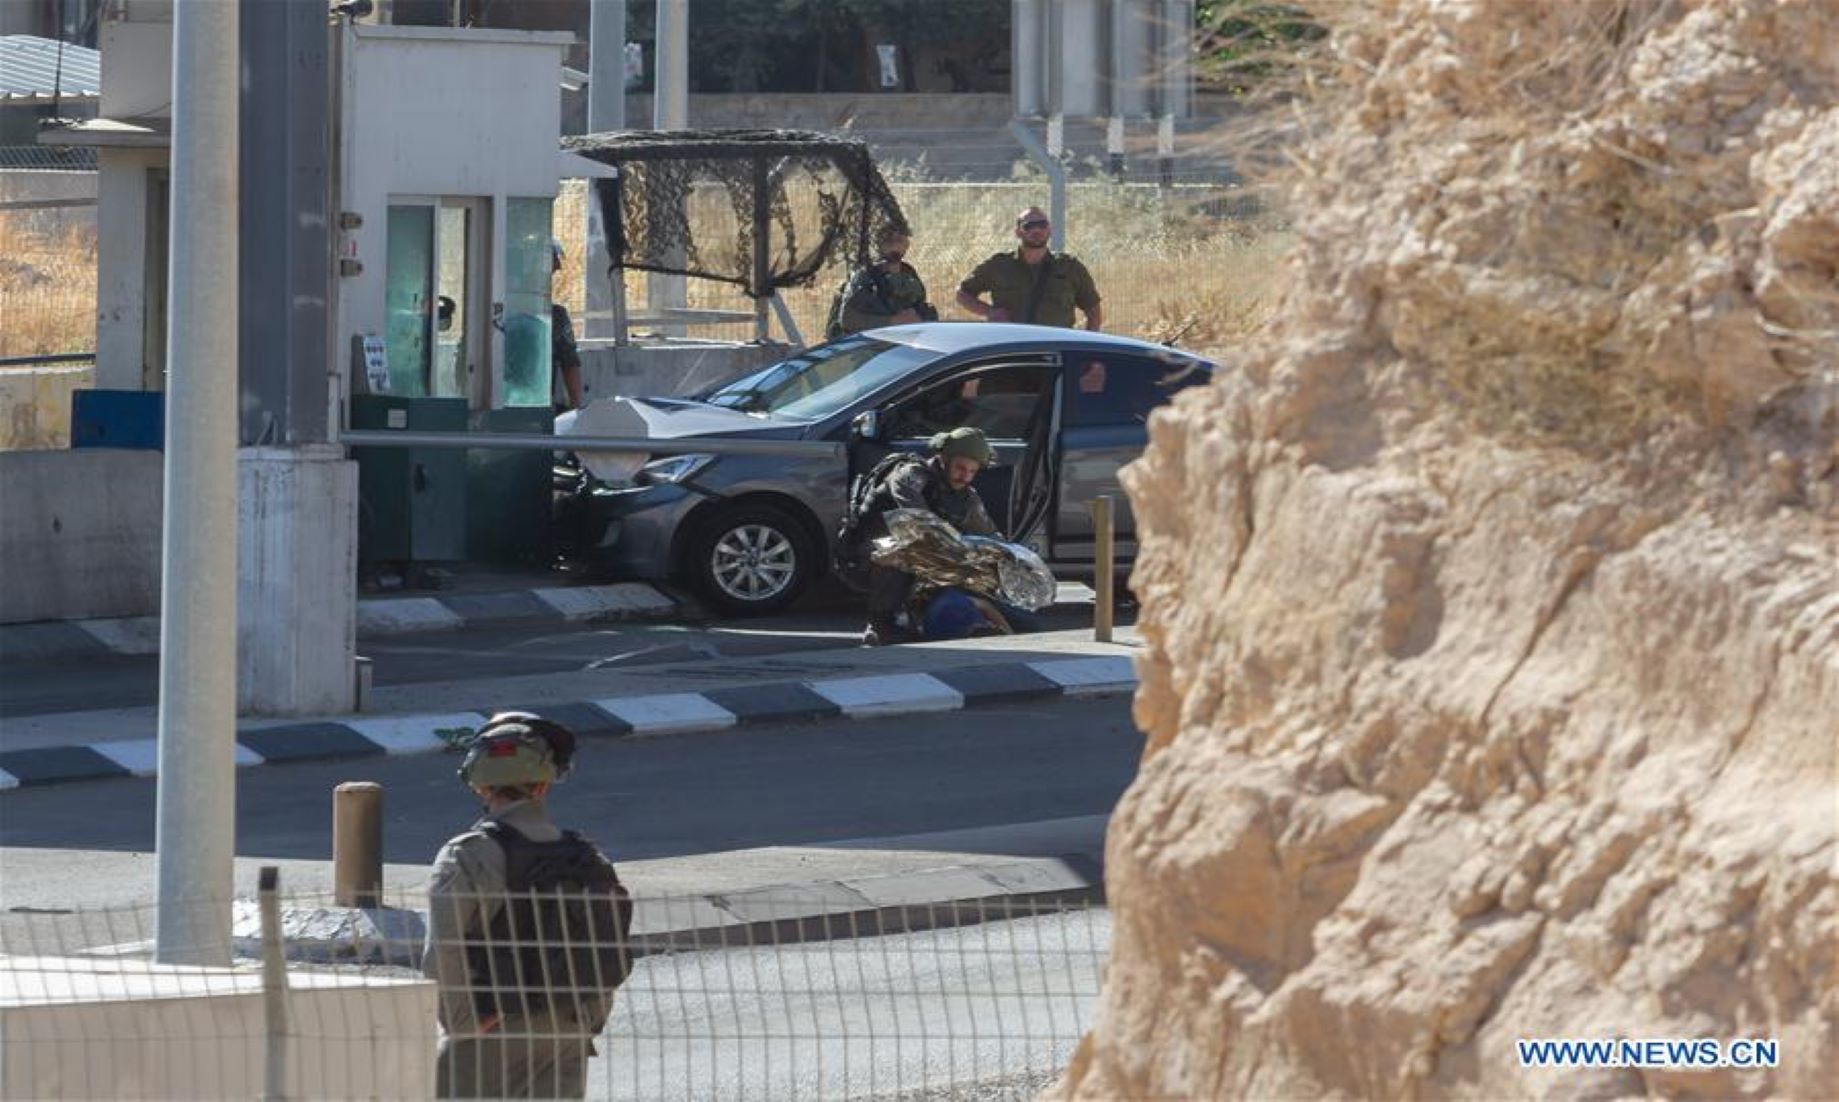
385,197,491,407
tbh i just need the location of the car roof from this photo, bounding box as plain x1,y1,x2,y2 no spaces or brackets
865,321,1201,360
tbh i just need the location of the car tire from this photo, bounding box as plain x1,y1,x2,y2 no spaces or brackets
686,502,817,616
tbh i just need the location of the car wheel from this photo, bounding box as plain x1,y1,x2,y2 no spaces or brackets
688,502,816,616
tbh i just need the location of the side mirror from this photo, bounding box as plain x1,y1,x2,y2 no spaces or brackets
851,410,880,441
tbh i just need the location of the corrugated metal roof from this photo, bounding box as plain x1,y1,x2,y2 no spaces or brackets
1,35,102,103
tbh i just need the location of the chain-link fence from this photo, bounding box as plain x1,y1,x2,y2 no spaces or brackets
558,126,1287,354
0,883,1107,1100
0,198,97,361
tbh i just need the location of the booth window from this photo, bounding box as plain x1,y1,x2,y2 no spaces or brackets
501,197,554,408
384,204,434,397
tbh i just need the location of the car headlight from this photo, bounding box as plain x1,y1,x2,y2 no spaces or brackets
637,453,716,485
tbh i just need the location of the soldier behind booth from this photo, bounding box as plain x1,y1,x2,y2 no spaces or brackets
826,225,937,337
550,240,584,411
423,712,632,1099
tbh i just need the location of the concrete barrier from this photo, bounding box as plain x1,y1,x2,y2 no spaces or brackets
579,339,787,402
0,954,433,1099
0,365,95,451
0,447,162,624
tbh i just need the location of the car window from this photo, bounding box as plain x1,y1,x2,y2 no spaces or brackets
698,337,934,421
887,364,1055,441
1065,354,1211,428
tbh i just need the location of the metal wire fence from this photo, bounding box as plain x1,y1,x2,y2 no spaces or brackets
557,142,1287,353
0,199,97,361
0,883,1107,1100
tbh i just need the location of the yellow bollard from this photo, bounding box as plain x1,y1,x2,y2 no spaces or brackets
332,782,384,908
1091,496,1115,643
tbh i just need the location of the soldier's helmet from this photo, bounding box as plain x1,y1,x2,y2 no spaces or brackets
929,426,996,468
457,712,578,787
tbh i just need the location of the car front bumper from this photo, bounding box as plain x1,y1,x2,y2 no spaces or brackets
566,481,703,580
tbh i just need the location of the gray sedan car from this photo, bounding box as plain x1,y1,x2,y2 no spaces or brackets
555,323,1213,614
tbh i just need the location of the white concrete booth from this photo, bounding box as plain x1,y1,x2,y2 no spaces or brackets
336,24,572,415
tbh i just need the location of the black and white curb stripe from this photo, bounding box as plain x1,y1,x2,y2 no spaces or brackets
0,583,678,661
0,657,1138,790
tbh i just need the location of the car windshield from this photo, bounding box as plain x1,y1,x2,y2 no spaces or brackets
698,337,935,421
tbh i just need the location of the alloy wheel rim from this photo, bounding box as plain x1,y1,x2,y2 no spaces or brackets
711,524,796,601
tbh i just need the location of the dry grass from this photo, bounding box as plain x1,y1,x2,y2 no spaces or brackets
1,177,1285,367
0,212,97,360
553,176,1288,350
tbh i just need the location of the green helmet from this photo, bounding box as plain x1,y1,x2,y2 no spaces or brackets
929,427,996,467
457,724,558,788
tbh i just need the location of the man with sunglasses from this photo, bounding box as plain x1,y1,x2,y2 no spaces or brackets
955,207,1103,331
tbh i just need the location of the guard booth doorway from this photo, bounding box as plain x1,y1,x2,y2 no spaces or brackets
355,191,563,578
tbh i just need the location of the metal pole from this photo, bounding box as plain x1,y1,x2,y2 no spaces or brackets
332,782,384,909
654,0,688,129
1091,496,1115,643
258,866,290,1101
155,0,240,968
336,428,844,459
585,0,626,341
752,157,771,342
1157,0,1180,192
650,0,689,328
1008,120,1066,253
1108,0,1127,179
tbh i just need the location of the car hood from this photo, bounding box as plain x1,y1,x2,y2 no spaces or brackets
557,397,807,481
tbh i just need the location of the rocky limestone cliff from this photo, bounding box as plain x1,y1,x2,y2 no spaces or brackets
1054,1,1838,1098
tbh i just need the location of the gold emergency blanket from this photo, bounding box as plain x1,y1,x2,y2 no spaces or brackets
867,508,1058,611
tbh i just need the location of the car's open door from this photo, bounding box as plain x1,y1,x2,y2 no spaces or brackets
1005,371,1060,546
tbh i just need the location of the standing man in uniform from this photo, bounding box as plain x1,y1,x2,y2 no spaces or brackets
955,207,1103,331
827,224,938,336
550,239,585,411
423,712,632,1099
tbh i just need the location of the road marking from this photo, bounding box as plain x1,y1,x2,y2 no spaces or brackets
90,738,264,777
1028,657,1137,695
0,767,18,790
75,616,163,655
597,693,737,735
808,674,965,717
355,597,465,635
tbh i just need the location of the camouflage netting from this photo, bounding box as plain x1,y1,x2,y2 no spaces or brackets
564,130,908,298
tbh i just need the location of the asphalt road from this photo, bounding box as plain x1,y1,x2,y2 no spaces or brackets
0,696,1140,916
0,587,1111,719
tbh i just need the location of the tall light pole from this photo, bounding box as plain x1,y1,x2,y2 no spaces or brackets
154,0,240,966
650,0,689,327
585,0,627,340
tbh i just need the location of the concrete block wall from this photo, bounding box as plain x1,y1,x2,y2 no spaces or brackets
578,340,788,402
0,448,162,624
0,364,94,451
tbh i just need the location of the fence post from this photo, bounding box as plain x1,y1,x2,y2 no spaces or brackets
258,865,289,1101
1091,496,1115,643
332,782,384,908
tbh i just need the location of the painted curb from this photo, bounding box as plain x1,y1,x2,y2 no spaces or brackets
0,583,683,664
0,658,1139,790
